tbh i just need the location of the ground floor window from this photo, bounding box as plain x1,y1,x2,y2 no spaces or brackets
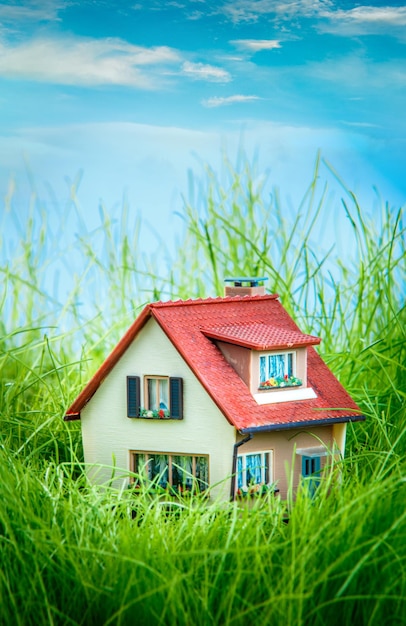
132,451,209,493
237,451,273,493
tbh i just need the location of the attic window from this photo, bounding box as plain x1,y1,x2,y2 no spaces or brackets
259,352,302,389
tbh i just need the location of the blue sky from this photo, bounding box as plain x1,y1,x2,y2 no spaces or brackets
1,0,406,257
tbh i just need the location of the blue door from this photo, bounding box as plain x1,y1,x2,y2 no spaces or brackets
302,456,321,496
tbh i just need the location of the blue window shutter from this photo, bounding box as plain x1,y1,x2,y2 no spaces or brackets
169,377,183,419
127,376,140,418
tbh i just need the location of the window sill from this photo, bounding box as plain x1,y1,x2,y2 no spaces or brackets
133,415,182,420
254,387,317,405
137,409,184,420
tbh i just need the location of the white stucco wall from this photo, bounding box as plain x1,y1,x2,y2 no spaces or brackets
80,318,236,499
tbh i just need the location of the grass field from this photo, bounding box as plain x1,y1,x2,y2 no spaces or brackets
0,155,405,625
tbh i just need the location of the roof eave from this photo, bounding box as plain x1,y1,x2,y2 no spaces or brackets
202,330,321,351
64,412,80,421
204,336,321,351
239,413,365,434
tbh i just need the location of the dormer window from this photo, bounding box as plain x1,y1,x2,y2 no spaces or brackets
259,352,302,389
202,320,319,399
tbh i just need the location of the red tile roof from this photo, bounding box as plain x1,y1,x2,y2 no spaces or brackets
65,294,363,431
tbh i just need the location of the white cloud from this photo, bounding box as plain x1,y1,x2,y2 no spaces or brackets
202,94,260,107
218,1,406,39
304,54,406,91
341,121,380,129
181,61,231,82
0,37,181,88
219,0,327,23
231,39,281,52
0,0,70,30
318,5,406,36
325,5,406,26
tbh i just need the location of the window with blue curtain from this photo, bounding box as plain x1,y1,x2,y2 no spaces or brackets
259,352,294,384
237,452,272,488
246,453,262,485
237,456,243,489
268,354,284,378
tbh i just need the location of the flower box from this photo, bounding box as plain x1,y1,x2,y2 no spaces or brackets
259,375,302,390
236,484,279,498
139,408,171,419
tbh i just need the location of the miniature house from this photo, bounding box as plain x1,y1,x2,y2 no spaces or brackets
65,278,363,500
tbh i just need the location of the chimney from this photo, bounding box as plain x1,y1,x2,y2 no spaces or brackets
224,276,268,297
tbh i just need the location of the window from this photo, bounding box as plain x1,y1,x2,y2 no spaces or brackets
147,376,169,412
259,352,301,389
132,452,209,493
302,456,321,497
237,451,273,491
302,456,321,477
126,376,183,419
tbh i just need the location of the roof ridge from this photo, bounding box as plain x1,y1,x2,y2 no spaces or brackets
149,293,279,308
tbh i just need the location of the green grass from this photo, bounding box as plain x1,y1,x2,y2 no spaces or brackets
0,153,405,624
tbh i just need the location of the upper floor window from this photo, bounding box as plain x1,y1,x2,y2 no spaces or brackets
259,352,302,389
146,376,169,413
127,376,183,419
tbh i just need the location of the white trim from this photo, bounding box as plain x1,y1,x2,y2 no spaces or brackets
296,446,329,458
253,387,317,405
